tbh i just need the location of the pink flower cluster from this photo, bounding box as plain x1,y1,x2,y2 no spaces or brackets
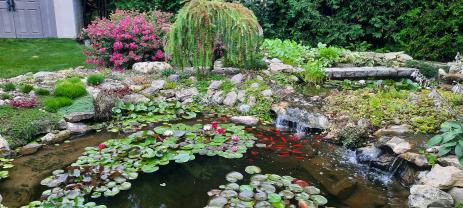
83,10,172,71
10,96,36,108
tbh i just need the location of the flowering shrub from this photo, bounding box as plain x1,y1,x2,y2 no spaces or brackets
10,96,36,108
83,10,172,71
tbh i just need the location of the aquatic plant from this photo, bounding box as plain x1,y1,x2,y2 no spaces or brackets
0,157,13,180
166,0,263,69
206,166,328,207
109,100,199,132
27,123,256,207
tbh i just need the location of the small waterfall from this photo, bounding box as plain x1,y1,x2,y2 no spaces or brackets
388,155,405,177
274,107,326,134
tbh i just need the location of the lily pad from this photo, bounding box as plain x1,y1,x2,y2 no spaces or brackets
245,166,262,174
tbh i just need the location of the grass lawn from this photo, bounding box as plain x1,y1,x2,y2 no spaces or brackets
0,38,88,78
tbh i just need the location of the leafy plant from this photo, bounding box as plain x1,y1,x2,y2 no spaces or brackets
163,81,177,90
161,68,176,77
87,74,105,86
261,39,309,66
0,93,11,100
404,60,440,78
19,84,34,93
43,97,73,113
301,61,325,86
34,88,50,96
418,149,437,166
166,0,263,69
428,120,463,164
54,77,87,99
2,83,16,91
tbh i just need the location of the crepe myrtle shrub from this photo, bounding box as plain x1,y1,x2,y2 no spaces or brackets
83,10,172,71
166,0,263,70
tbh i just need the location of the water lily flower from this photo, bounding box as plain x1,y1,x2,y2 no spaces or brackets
203,124,212,131
211,122,219,129
231,135,240,142
231,146,238,152
98,143,107,150
163,130,174,136
216,128,225,134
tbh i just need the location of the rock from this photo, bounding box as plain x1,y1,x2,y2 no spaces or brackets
64,112,95,123
212,91,225,104
40,130,71,144
208,80,223,91
33,71,59,81
122,94,149,104
374,124,413,137
132,62,172,74
20,143,43,155
175,88,198,102
379,136,411,154
168,74,179,82
94,90,119,121
237,90,246,102
400,152,429,167
261,89,273,97
250,83,260,89
223,91,238,106
67,123,94,134
230,73,244,85
141,80,166,95
409,185,454,208
449,187,463,204
275,108,330,130
238,104,250,113
356,145,381,164
230,116,258,126
438,155,463,170
420,164,463,189
269,62,295,73
0,134,10,155
370,153,396,171
247,96,256,106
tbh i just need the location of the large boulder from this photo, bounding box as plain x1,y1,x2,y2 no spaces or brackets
20,143,43,155
40,130,72,144
409,185,454,208
420,164,463,189
223,91,238,106
230,73,244,85
141,80,166,95
93,90,119,121
66,123,94,134
175,88,198,102
378,136,411,154
449,187,463,204
132,62,172,74
438,155,463,170
33,71,59,81
230,116,259,126
0,134,10,156
64,112,95,123
399,152,429,167
374,124,413,137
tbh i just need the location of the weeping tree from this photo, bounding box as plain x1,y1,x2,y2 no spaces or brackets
166,0,263,70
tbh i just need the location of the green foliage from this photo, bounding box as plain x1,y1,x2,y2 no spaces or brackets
404,60,440,78
0,106,60,148
87,74,105,86
19,84,34,93
395,1,463,61
58,95,94,115
34,88,51,96
166,0,263,69
428,120,463,165
43,97,73,113
1,83,15,91
338,126,369,148
109,0,184,12
419,149,437,166
301,61,325,86
164,81,177,89
219,80,235,93
0,93,11,100
161,68,176,77
0,157,14,180
261,39,309,66
54,77,87,99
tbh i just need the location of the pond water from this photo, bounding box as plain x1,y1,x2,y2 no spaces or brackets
1,119,409,208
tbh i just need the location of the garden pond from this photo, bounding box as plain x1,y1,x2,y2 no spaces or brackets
1,117,410,208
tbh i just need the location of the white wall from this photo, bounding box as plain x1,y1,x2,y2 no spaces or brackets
53,0,83,38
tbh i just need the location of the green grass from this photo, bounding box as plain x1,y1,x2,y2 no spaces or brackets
0,38,88,78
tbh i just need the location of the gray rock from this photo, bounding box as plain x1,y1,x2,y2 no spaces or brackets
238,104,250,113
20,143,43,155
175,88,198,101
420,164,463,189
212,91,225,104
40,130,72,144
449,187,463,204
438,155,463,170
122,94,149,104
93,90,119,121
33,72,59,81
208,80,223,91
237,90,246,102
400,152,429,167
374,124,413,137
380,136,411,154
142,80,166,95
247,96,256,106
0,135,10,156
168,74,179,82
132,62,172,74
250,83,260,89
269,62,295,73
261,89,273,97
230,73,244,85
64,112,95,123
160,89,175,98
66,123,94,134
409,185,454,208
230,116,258,126
223,91,238,106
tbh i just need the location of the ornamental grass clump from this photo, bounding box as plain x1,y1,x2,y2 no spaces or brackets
83,10,172,71
166,0,263,70
54,77,87,99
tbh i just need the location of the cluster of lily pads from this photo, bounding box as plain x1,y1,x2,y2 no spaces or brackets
206,166,328,208
0,157,13,180
25,122,256,207
108,101,199,133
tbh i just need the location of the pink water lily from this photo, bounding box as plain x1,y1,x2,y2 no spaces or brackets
231,135,240,142
231,146,238,152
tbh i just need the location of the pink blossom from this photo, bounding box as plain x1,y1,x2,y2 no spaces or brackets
113,41,123,50
231,146,238,152
98,143,107,150
231,135,240,142
216,128,225,134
